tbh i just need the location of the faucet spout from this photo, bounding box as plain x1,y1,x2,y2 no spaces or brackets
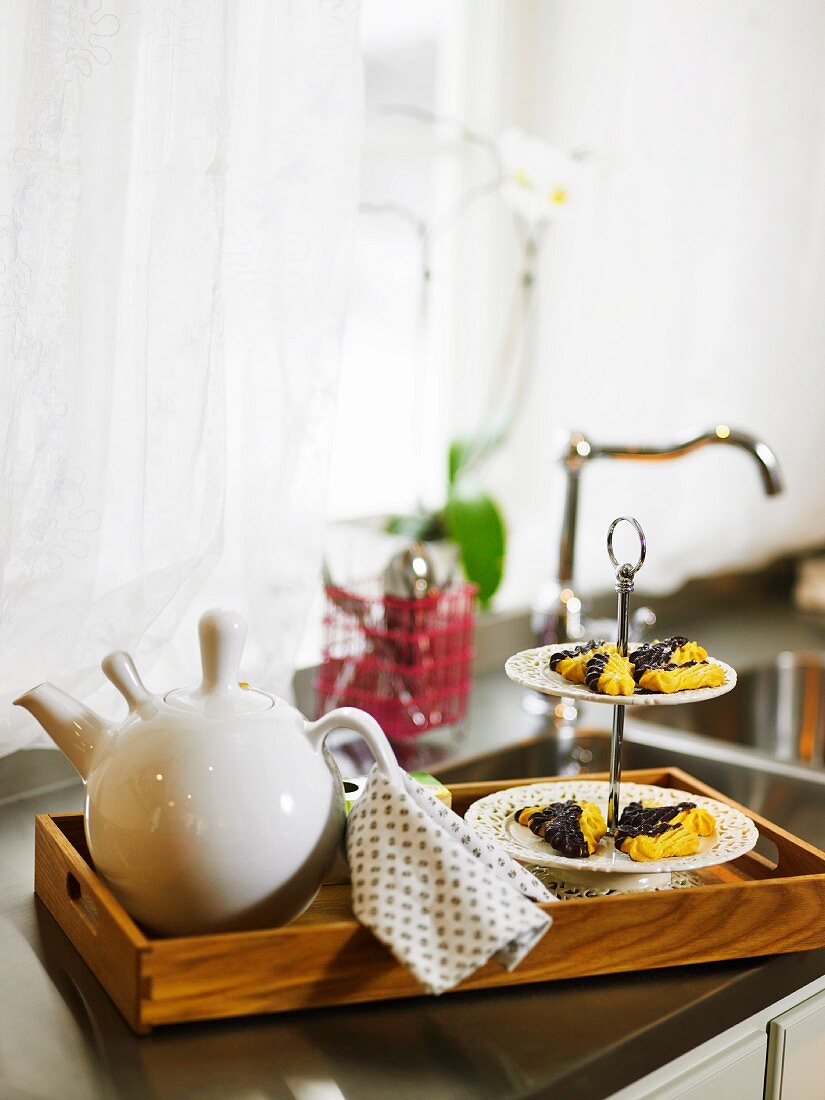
583,426,783,496
745,437,783,496
536,425,784,649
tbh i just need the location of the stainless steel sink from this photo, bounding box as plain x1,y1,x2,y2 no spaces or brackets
634,652,825,771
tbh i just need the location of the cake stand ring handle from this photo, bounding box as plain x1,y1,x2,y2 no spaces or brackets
607,516,646,578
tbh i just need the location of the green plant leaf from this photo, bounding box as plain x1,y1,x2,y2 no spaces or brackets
385,512,446,541
448,439,473,487
443,489,506,606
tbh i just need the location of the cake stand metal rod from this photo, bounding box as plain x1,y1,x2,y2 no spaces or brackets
606,517,646,835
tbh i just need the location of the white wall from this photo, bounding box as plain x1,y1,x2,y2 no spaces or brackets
447,1,825,605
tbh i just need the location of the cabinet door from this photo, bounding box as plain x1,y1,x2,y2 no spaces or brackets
617,1030,767,1100
766,987,825,1100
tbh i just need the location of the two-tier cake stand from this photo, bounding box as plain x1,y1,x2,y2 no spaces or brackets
473,517,754,897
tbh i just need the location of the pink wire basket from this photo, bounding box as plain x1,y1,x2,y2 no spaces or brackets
315,578,477,741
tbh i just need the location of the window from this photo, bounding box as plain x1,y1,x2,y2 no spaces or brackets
327,1,459,522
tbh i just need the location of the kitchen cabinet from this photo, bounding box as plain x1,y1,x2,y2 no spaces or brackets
611,975,825,1100
611,1030,767,1100
633,1031,767,1099
764,987,825,1100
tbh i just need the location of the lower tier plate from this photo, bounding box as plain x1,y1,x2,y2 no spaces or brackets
464,779,758,876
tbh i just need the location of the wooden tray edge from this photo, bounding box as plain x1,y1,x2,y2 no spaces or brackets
32,767,825,1032
34,814,149,1032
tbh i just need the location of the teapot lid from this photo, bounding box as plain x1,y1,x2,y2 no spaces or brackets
164,609,274,715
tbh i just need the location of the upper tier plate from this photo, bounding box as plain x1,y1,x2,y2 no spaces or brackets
505,643,737,706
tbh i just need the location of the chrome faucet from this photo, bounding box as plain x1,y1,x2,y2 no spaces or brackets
533,425,783,648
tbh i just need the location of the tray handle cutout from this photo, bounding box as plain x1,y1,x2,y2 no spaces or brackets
754,834,780,871
66,871,99,935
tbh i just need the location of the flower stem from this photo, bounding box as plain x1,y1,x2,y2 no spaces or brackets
455,232,543,481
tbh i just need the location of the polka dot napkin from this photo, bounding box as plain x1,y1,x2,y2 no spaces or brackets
346,767,556,995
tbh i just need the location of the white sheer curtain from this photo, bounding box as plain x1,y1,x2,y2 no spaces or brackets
0,0,362,755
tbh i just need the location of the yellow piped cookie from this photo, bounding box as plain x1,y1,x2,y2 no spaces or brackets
549,640,614,684
576,801,608,853
514,805,546,827
614,799,716,862
637,661,725,694
671,641,708,664
617,829,700,861
670,805,715,836
515,800,607,858
584,650,635,696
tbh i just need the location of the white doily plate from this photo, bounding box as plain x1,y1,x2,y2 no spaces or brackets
465,780,758,876
505,643,737,706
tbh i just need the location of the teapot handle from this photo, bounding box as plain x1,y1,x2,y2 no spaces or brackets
304,707,404,790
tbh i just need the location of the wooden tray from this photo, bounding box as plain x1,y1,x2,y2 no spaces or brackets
34,766,825,1034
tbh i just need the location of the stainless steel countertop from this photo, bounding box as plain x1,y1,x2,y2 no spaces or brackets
3,731,825,1099
3,594,825,1100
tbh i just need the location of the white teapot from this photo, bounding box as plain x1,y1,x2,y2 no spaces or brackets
15,609,402,936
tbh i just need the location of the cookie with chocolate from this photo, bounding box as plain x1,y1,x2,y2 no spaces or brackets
614,799,715,861
585,650,635,696
515,800,607,859
548,639,611,685
637,660,725,694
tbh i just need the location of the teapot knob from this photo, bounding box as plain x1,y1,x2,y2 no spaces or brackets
102,651,157,718
198,609,247,699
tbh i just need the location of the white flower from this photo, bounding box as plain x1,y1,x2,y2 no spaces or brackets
496,127,582,228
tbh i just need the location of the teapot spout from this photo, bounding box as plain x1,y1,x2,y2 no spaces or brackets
14,683,109,781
